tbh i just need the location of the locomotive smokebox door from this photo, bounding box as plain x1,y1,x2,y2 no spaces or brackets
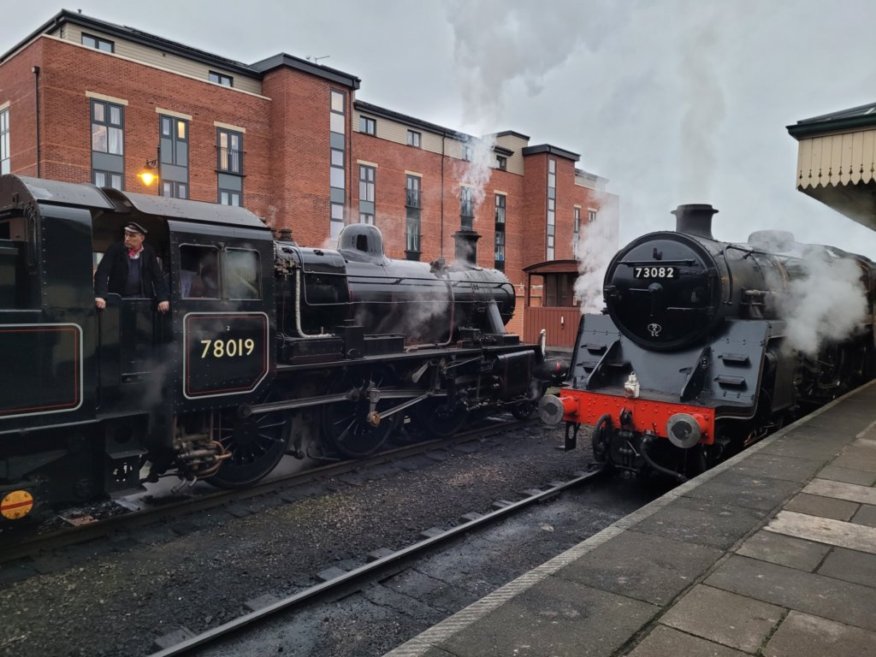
182,312,269,399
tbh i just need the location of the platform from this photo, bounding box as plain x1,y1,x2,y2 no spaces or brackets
384,380,876,657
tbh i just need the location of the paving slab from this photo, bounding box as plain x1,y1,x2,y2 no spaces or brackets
633,496,768,550
763,611,876,657
783,492,859,520
731,452,823,483
626,625,749,657
758,435,841,462
803,478,876,506
817,546,876,589
735,529,830,572
554,530,722,605
766,510,876,554
830,444,876,472
705,555,876,632
815,464,876,486
683,470,800,512
659,584,784,653
439,578,659,657
852,503,876,527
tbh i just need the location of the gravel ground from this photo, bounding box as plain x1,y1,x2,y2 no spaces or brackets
0,421,664,657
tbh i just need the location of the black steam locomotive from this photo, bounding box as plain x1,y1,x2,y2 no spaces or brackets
0,175,548,522
541,204,876,481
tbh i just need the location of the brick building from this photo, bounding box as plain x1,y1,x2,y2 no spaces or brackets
0,10,618,341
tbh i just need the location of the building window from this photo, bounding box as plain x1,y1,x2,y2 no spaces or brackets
460,187,474,230
546,159,557,260
360,116,376,135
589,209,597,223
573,207,581,239
462,144,472,162
360,212,374,225
359,165,375,203
92,100,124,155
405,174,421,208
93,170,122,190
219,190,241,206
208,71,233,87
330,91,346,239
0,109,9,175
82,33,114,52
405,175,421,259
407,130,421,147
330,90,345,134
91,100,123,188
495,194,506,271
496,155,507,170
159,114,189,199
217,128,242,174
330,203,344,238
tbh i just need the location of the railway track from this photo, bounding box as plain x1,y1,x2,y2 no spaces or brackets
148,464,606,657
0,417,526,565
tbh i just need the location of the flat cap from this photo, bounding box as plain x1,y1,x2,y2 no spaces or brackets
124,221,148,235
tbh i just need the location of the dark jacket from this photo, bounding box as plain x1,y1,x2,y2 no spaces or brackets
94,241,170,303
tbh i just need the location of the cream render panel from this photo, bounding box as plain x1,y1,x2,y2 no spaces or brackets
52,26,263,95
796,130,876,189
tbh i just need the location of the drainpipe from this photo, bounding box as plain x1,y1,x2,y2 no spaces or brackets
32,65,40,177
440,133,445,258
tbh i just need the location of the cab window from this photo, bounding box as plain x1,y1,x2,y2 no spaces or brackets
223,248,260,300
0,216,31,308
179,244,220,299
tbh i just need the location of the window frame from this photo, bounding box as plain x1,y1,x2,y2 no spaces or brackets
208,71,233,87
216,127,243,175
81,33,114,52
91,99,124,156
359,116,376,135
359,164,376,203
223,247,262,301
0,108,9,175
179,243,221,300
407,129,421,148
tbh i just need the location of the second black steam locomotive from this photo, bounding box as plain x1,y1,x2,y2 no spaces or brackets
542,204,875,481
0,175,550,522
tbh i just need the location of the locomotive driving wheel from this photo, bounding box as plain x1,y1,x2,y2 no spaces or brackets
322,370,401,458
411,398,469,439
207,400,291,489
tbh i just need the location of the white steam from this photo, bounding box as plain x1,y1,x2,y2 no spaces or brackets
455,135,497,220
574,194,619,313
773,247,869,356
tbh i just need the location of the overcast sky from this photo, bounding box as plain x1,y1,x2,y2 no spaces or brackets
4,0,876,255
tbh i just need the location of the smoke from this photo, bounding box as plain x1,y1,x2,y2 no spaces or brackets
443,0,600,222
675,6,727,203
454,134,496,220
773,247,869,356
573,192,619,313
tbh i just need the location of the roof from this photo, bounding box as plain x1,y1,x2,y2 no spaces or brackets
1,9,361,88
787,101,876,139
6,176,268,230
355,100,471,140
523,259,579,275
521,144,580,162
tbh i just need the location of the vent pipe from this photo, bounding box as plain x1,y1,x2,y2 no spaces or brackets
672,204,717,240
453,229,480,266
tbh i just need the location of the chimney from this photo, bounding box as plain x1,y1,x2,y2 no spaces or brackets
453,229,481,266
671,204,717,240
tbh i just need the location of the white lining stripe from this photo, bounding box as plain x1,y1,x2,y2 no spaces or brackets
803,478,876,506
766,510,876,554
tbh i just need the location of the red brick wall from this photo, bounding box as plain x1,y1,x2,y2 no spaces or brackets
0,39,44,176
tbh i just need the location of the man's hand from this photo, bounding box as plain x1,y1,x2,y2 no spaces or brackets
158,300,170,314
95,297,106,310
